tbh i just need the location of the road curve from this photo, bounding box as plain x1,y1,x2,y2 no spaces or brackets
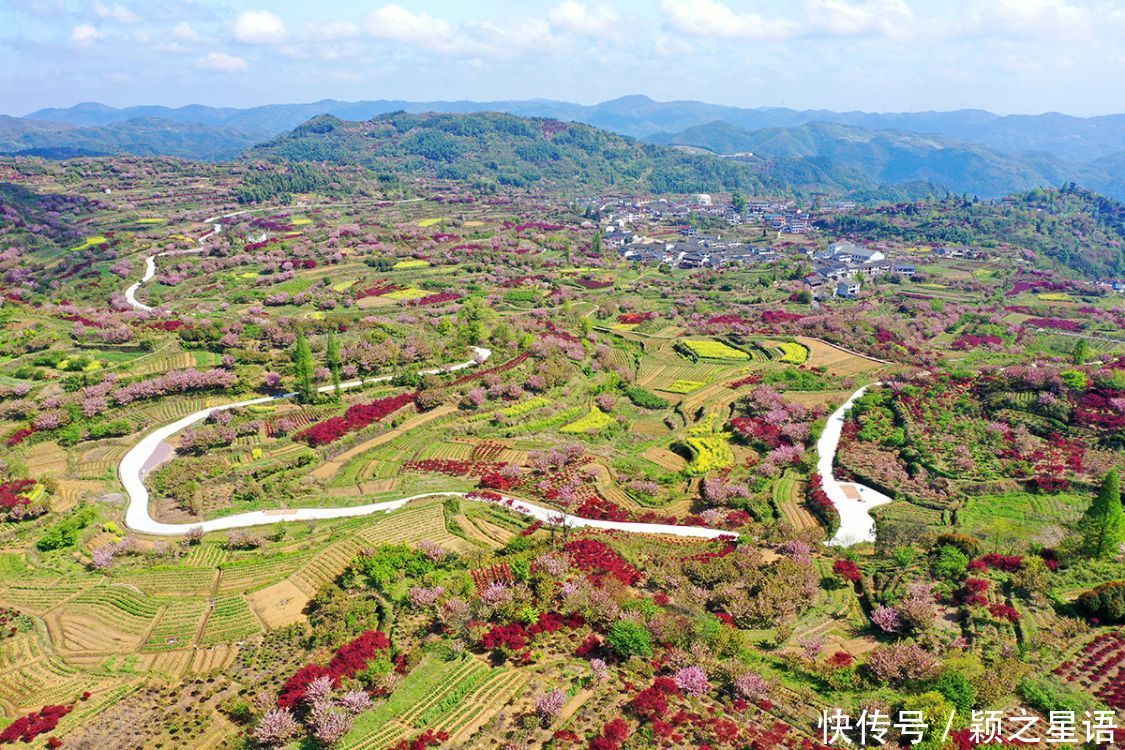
124,209,249,312
115,204,748,540
815,384,892,546
119,346,492,534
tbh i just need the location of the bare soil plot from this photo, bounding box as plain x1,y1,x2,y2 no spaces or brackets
796,336,884,376
25,441,68,477
641,446,687,472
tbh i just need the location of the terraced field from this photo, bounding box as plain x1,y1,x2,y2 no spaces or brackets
343,656,525,749
199,596,262,646
143,599,209,651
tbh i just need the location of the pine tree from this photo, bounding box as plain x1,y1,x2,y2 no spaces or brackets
292,329,315,404
1080,469,1123,559
326,332,342,400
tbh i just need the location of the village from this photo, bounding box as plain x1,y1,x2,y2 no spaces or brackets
591,193,980,298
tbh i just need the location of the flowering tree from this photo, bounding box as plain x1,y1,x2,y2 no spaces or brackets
734,671,769,701
674,665,711,696
866,643,939,685
535,689,567,723
870,605,902,634
253,708,300,747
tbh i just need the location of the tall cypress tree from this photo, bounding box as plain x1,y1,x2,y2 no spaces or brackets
326,331,342,400
292,329,315,404
1080,469,1123,559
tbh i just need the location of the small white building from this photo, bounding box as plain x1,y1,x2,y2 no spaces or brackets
836,280,861,299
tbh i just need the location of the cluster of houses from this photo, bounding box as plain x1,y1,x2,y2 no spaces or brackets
804,241,916,298
591,195,813,235
618,234,780,269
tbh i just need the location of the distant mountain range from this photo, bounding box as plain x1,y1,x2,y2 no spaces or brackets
7,95,1125,199
0,115,261,161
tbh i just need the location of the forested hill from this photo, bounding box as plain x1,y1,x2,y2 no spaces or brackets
243,112,783,195
819,186,1125,279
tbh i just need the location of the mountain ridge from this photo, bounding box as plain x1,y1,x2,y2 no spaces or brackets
24,94,1125,161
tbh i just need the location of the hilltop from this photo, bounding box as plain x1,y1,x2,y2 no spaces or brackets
244,111,780,194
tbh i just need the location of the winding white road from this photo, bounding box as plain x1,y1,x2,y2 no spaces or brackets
124,209,249,312
815,384,893,546
117,208,883,542
116,350,735,539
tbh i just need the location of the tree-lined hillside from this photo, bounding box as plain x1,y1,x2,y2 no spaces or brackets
820,185,1125,278
245,112,782,195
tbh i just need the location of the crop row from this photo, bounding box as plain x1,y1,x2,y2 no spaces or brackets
143,600,208,651
218,554,315,594
118,566,216,596
399,657,487,726
429,668,525,739
200,596,261,646
293,537,366,592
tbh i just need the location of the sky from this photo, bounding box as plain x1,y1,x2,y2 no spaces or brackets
2,0,1124,117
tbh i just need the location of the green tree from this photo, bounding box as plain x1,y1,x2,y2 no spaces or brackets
606,619,653,658
1060,369,1088,391
731,191,747,214
292,329,316,404
1079,469,1124,559
931,544,969,580
898,692,954,750
1077,580,1125,623
591,231,603,255
1072,338,1090,365
326,331,342,400
933,671,974,715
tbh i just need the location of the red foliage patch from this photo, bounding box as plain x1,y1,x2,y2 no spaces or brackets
970,554,1023,573
277,630,390,708
4,428,34,447
0,704,73,744
1023,317,1083,332
727,373,763,389
297,392,417,446
404,292,462,307
0,479,35,511
805,473,839,531
833,560,862,582
989,603,1021,622
390,729,449,750
575,496,630,522
575,277,613,289
565,539,641,586
480,622,529,653
951,334,1002,350
617,312,655,324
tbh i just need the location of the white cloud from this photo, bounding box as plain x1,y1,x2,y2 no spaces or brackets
307,20,361,41
93,2,139,24
465,17,557,53
662,0,924,40
970,0,1092,40
233,10,286,44
806,0,916,39
548,2,619,37
70,24,101,45
661,0,797,40
197,51,248,73
363,4,466,54
171,21,201,42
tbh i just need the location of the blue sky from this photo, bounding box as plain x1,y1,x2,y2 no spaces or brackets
2,0,1124,116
